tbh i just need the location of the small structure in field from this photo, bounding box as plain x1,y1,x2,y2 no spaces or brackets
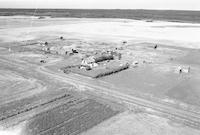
187,66,191,73
60,36,64,40
146,20,153,22
132,61,139,67
40,60,46,63
154,44,158,49
177,66,190,74
178,66,183,74
81,56,95,65
122,41,127,45
42,47,50,53
80,65,92,71
183,66,191,73
38,16,45,19
72,49,78,54
45,42,48,46
118,53,122,60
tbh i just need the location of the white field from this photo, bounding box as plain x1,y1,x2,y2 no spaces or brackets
1,16,200,48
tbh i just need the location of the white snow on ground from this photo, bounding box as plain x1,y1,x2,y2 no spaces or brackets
0,126,22,135
1,17,200,48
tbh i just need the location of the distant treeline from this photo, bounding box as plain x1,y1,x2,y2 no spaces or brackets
0,9,200,23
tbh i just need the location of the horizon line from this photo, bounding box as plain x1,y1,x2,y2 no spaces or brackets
0,8,200,12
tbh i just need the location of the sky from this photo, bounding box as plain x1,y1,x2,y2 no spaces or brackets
0,0,200,10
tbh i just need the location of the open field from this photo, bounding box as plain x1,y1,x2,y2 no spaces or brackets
81,111,200,135
0,69,44,104
24,99,120,135
1,15,200,135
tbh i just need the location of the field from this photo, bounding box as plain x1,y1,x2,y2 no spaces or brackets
81,111,200,135
0,69,43,104
25,99,120,135
0,14,200,135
